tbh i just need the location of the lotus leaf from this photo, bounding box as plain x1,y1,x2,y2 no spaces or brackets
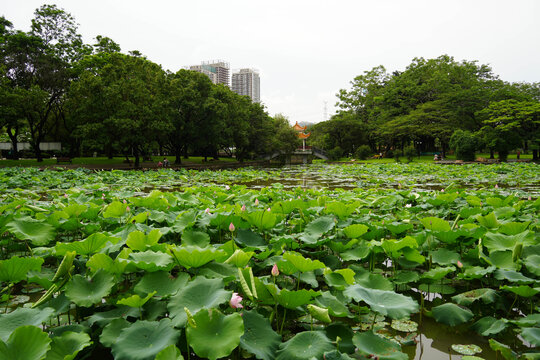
340,244,370,261
471,317,507,336
128,250,174,271
476,212,499,229
495,269,535,284
300,216,335,245
45,331,92,360
500,285,540,298
168,276,231,327
99,318,130,347
391,319,418,332
524,255,540,277
235,228,266,248
245,210,278,231
429,248,460,266
103,201,128,218
521,327,540,347
343,223,368,239
169,245,223,269
0,256,43,283
126,229,162,251
421,266,455,281
0,325,51,360
134,271,189,298
225,249,254,268
186,309,243,360
344,285,419,319
117,291,156,308
64,269,115,307
420,217,451,232
171,210,198,233
499,222,530,235
322,350,354,360
452,288,498,306
315,291,351,317
354,270,393,291
418,283,456,295
324,322,355,354
6,217,55,246
275,331,334,360
277,289,321,309
451,344,482,356
352,331,408,360
0,307,54,342
155,345,184,360
55,233,111,256
432,303,473,326
86,253,126,275
283,251,326,273
489,339,517,360
111,319,180,360
307,304,331,323
181,229,210,248
484,231,534,252
239,310,281,360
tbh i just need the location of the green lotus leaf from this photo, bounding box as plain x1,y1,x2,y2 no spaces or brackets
225,249,254,268
451,288,498,306
521,327,540,347
430,248,460,266
485,251,518,270
111,319,180,360
489,339,517,360
324,272,350,290
117,291,156,308
169,246,223,269
186,309,243,360
45,331,92,360
275,331,334,360
6,217,56,246
126,229,162,251
499,222,530,235
86,253,126,275
460,265,496,280
64,270,115,307
239,310,281,360
324,201,358,219
181,229,210,248
103,201,128,218
99,318,130,347
420,217,451,232
418,283,456,295
339,244,370,261
277,289,321,309
471,317,507,336
451,344,482,356
386,222,413,235
168,276,231,327
128,250,174,272
235,228,266,248
432,303,473,326
381,236,418,258
0,256,43,283
494,269,535,284
391,319,418,332
315,292,351,317
494,206,516,219
421,266,455,281
484,231,534,252
87,306,139,327
55,233,111,256
352,331,408,360
307,304,331,323
344,285,419,319
0,325,51,360
354,270,393,291
134,271,189,298
300,216,335,244
155,344,184,360
402,247,426,264
512,314,540,327
524,255,540,277
245,210,277,231
322,350,354,360
283,251,326,273
476,212,499,229
433,230,462,244
0,307,54,342
392,271,420,285
343,224,368,239
500,285,540,298
324,322,355,354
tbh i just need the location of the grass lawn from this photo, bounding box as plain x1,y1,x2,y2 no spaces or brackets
329,152,534,164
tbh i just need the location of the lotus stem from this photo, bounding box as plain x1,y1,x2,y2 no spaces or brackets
506,293,518,317
371,313,377,330
280,308,287,334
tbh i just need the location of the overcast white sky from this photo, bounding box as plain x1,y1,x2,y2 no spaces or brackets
2,0,539,124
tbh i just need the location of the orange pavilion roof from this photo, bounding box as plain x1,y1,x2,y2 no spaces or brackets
293,122,307,131
297,132,311,139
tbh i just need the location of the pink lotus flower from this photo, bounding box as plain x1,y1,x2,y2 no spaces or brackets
241,204,246,212
528,196,532,201
225,185,230,190
441,189,445,192
64,194,68,198
123,199,127,204
267,207,271,212
205,208,210,214
495,184,499,189
126,206,130,212
271,264,279,277
230,292,243,309
229,222,235,232
457,260,463,268
255,198,259,206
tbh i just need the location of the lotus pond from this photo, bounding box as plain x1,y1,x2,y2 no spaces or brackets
0,163,539,360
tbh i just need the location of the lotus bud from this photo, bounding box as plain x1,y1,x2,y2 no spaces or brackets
123,199,127,204
267,207,271,212
229,222,235,232
255,198,259,205
271,264,279,277
528,196,532,201
241,204,246,212
441,189,445,192
230,292,243,309
457,260,463,268
126,206,130,212
495,184,499,189
225,185,230,190
64,194,68,198
205,208,210,214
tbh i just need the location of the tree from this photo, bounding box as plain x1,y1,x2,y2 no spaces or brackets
449,130,481,161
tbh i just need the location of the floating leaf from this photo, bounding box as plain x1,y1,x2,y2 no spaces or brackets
186,309,244,360
391,319,418,332
352,331,408,360
276,331,334,360
451,344,482,356
344,285,419,319
432,303,473,326
111,319,180,360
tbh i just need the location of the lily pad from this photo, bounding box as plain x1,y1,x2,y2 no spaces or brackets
186,309,244,360
451,344,482,355
391,319,418,332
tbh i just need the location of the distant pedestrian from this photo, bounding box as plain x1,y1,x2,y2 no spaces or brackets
517,150,521,160
163,158,170,167
157,161,163,168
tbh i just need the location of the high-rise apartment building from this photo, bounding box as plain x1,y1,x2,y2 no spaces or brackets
231,68,260,103
189,60,230,87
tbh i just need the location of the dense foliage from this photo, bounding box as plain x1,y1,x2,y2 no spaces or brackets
0,163,538,359
310,56,540,161
0,6,297,164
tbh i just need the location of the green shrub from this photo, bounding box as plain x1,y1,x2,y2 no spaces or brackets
404,146,416,163
328,146,344,161
450,130,479,161
354,145,372,160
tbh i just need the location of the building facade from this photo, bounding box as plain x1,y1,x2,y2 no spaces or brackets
231,68,260,103
189,60,230,87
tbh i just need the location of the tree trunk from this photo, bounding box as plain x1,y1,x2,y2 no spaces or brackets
489,149,495,159
133,147,140,168
533,149,538,161
6,126,19,159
